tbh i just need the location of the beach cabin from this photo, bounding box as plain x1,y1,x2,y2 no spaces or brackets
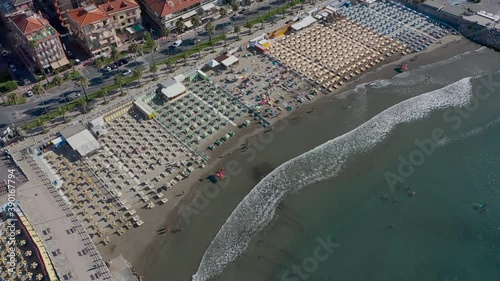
157,77,187,102
133,99,155,119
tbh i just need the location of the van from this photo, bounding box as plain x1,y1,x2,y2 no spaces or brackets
171,40,182,48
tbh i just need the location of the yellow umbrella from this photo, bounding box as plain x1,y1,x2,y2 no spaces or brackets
31,261,38,269
26,272,33,279
36,273,43,280
25,250,32,257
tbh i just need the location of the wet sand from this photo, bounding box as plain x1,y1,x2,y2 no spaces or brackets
98,37,481,280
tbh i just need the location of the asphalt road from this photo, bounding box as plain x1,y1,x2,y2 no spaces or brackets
0,0,300,129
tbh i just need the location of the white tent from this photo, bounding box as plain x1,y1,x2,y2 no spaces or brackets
206,59,220,68
66,129,101,157
221,55,239,67
159,78,186,99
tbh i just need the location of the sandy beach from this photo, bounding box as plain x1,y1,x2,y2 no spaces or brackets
94,35,482,281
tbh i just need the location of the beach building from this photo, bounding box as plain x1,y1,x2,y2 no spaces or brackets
158,77,187,101
59,123,101,157
9,11,70,72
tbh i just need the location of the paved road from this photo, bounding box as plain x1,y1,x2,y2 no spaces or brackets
0,0,304,129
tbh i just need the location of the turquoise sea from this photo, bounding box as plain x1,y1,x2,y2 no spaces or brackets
191,46,500,281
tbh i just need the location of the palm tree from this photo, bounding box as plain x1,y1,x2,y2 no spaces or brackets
220,7,228,18
32,84,49,116
232,2,240,12
76,76,90,100
110,46,120,63
221,34,227,48
244,22,254,34
161,26,171,48
234,25,241,40
176,19,185,39
36,118,46,133
29,40,49,84
8,93,18,105
114,75,126,96
191,16,201,38
133,67,143,87
149,63,158,80
77,98,87,113
164,61,173,73
205,22,215,42
57,106,68,123
97,88,108,104
93,58,105,83
259,18,265,30
182,53,188,66
129,43,142,63
52,75,68,107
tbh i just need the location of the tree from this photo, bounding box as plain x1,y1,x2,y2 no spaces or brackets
161,26,171,48
259,18,265,29
76,76,90,100
234,25,241,40
191,16,201,37
164,60,173,73
114,75,126,96
32,84,49,117
244,22,254,34
77,98,87,113
93,58,105,83
36,118,46,133
110,46,120,62
205,22,215,42
176,18,185,38
97,88,108,104
29,40,49,84
57,106,68,123
133,67,143,87
220,7,228,18
232,2,240,12
149,63,158,80
182,53,188,66
129,43,142,65
52,75,68,107
221,34,227,48
8,93,18,105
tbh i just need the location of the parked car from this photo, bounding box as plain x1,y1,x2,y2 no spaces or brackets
25,91,33,97
101,66,112,72
120,69,132,76
66,92,81,101
74,59,81,65
118,58,129,65
170,40,182,48
109,63,118,69
9,64,17,72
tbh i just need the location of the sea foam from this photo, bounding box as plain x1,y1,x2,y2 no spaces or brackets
192,78,474,281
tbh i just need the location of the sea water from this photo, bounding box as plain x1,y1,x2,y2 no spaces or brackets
193,46,500,281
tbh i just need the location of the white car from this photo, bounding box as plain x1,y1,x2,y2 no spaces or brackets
171,40,182,48
9,64,17,72
120,69,132,76
25,91,33,97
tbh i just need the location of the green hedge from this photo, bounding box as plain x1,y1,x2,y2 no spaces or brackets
0,80,19,93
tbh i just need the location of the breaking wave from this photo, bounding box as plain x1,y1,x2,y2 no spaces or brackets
192,78,474,281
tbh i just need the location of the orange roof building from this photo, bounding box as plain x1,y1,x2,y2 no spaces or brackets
9,12,69,70
66,5,116,57
138,0,203,30
66,2,143,57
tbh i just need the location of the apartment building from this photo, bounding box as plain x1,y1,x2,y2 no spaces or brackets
97,0,143,44
66,5,116,57
137,0,205,30
52,0,80,27
10,11,69,71
0,0,34,23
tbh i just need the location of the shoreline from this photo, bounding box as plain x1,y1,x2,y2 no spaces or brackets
98,36,481,279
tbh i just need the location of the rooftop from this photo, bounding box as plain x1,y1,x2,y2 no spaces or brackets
0,0,33,17
97,0,139,15
142,0,201,17
10,13,58,41
66,5,109,27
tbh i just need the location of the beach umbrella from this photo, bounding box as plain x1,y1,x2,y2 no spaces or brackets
36,273,43,280
25,250,32,257
31,262,38,269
